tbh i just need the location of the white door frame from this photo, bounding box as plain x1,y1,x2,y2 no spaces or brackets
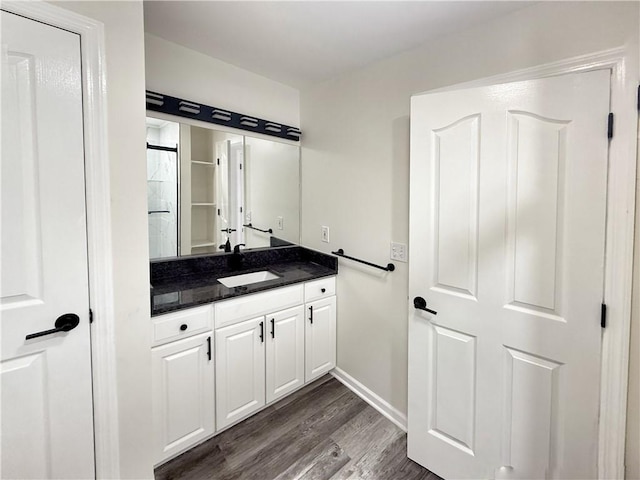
2,2,120,478
421,47,638,479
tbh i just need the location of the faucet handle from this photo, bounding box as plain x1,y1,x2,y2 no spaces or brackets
233,243,246,254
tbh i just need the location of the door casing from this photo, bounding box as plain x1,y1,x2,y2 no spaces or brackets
412,47,637,479
1,2,120,478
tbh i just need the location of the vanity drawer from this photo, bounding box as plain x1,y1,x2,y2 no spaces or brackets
215,284,304,329
152,305,213,346
304,276,336,302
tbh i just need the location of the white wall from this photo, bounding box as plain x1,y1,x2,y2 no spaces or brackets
300,3,639,475
145,33,300,127
52,2,153,478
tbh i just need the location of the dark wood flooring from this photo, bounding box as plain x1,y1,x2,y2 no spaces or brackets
155,375,441,480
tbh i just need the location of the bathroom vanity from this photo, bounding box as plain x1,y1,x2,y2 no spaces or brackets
149,246,337,465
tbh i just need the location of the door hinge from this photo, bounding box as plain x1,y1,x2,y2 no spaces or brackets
217,208,220,216
601,303,607,328
239,163,243,170
89,309,94,324
216,158,220,165
607,113,614,139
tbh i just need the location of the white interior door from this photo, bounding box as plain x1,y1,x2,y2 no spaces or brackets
408,70,610,479
1,10,95,479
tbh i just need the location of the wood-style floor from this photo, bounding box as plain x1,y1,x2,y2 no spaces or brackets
155,375,441,480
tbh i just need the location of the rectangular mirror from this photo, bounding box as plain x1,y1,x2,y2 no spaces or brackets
146,116,300,260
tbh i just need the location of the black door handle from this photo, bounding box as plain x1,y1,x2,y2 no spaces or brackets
413,297,437,315
259,321,264,342
270,318,275,338
206,336,212,361
26,313,80,340
309,306,313,324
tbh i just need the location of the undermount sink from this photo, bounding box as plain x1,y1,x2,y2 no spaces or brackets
217,270,280,288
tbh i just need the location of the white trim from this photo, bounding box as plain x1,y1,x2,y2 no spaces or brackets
331,368,408,432
1,2,120,478
412,47,638,479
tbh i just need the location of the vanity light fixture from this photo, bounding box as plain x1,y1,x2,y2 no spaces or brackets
146,91,165,106
286,128,301,140
265,122,282,133
179,100,201,115
240,116,259,128
212,109,232,122
146,90,302,141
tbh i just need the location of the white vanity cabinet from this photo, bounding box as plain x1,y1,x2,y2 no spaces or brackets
151,305,214,465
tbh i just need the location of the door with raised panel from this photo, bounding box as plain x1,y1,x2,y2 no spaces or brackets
216,316,265,430
305,296,336,382
408,71,610,479
266,305,305,403
1,11,95,479
152,332,214,464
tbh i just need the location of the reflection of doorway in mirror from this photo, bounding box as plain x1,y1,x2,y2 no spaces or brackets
146,118,179,259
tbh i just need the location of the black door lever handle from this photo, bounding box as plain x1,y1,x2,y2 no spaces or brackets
26,313,80,340
413,297,437,315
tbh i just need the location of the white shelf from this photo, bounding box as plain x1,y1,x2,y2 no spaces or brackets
191,240,217,248
192,202,216,207
191,160,215,166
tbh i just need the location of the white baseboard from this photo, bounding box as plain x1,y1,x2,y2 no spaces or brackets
331,367,407,432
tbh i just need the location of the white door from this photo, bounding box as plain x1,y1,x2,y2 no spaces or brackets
266,305,304,403
408,71,610,479
305,296,336,382
152,332,214,464
215,316,265,429
1,10,95,479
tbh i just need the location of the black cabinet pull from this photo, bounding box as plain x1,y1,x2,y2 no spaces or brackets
413,296,437,315
321,288,326,293
26,313,80,340
206,336,212,361
309,306,313,324
270,318,275,338
180,324,188,331
259,321,264,342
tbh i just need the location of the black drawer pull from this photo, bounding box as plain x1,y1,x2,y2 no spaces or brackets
259,321,264,342
321,288,326,293
180,324,188,331
271,318,275,338
206,336,212,361
309,306,313,324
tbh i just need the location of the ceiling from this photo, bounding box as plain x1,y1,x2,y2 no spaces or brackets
143,1,534,89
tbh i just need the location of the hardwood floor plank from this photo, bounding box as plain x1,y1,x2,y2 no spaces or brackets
218,377,350,468
273,438,350,480
231,390,367,480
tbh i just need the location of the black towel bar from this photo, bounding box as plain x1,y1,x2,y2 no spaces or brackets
331,248,395,272
244,223,273,234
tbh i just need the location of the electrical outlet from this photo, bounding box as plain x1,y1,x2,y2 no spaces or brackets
321,226,330,243
276,216,284,230
390,242,407,262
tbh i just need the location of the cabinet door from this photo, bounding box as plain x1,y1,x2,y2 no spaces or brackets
152,332,214,464
305,296,337,382
266,305,305,403
215,316,265,430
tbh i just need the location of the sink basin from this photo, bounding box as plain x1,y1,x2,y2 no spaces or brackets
217,270,280,288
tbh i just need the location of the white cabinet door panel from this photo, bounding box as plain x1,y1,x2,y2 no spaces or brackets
216,316,265,430
266,305,305,403
305,296,336,382
152,332,214,464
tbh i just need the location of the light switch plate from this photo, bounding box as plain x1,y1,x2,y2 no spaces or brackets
276,216,284,230
321,226,330,243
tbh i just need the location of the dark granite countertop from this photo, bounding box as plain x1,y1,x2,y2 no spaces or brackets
151,246,337,316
